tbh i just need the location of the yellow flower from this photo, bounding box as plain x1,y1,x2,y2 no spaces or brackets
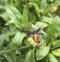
50,0,54,2
51,6,58,12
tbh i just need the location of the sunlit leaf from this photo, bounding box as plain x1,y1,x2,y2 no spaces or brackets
36,46,50,60
35,22,48,29
49,53,58,62
5,6,17,21
52,40,60,49
9,6,22,20
40,0,48,10
52,49,60,57
6,19,21,28
41,16,53,24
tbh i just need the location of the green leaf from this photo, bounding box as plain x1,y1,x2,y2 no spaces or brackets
25,49,35,62
10,51,16,62
23,5,28,24
17,54,25,62
49,53,58,62
57,57,60,62
6,19,21,28
0,12,9,22
0,5,4,10
52,49,60,57
33,3,40,18
5,6,17,21
41,16,53,24
3,53,12,62
28,3,40,19
5,6,22,28
22,5,32,28
12,31,26,47
28,11,36,23
54,16,60,34
43,1,60,15
0,34,5,49
36,46,50,60
35,22,48,29
52,40,60,49
9,6,22,20
40,0,48,10
9,24,16,32
46,21,57,45
5,6,22,21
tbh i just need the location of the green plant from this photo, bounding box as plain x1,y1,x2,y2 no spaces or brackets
0,0,60,62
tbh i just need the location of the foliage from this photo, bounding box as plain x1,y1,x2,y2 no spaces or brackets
0,0,60,62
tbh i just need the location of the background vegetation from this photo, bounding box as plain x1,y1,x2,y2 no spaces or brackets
0,0,60,62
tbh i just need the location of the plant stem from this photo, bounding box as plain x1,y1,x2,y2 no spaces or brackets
0,44,31,55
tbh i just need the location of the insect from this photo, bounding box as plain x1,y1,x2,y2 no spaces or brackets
22,28,44,35
22,28,44,44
